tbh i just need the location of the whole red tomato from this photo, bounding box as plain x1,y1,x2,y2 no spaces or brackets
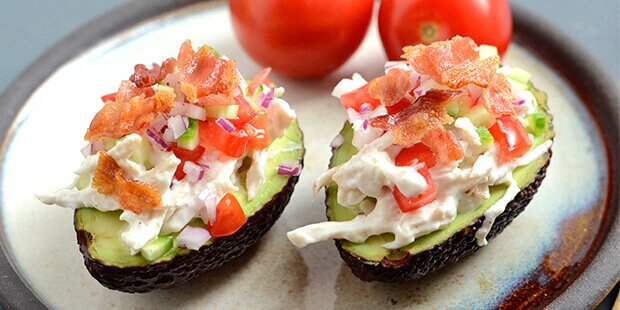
230,0,374,78
378,0,512,60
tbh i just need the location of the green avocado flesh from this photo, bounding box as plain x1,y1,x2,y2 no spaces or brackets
326,85,554,263
74,121,304,267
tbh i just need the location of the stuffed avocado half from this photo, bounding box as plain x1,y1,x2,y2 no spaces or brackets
38,40,304,292
287,37,554,281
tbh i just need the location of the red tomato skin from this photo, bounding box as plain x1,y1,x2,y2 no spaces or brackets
378,0,512,60
341,84,382,112
244,110,270,151
392,165,437,212
100,93,116,103
488,115,532,162
230,0,374,77
199,120,249,158
229,95,257,127
171,146,206,180
208,193,247,237
395,143,437,168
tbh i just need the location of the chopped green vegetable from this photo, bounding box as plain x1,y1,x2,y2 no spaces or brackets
476,127,494,147
157,84,175,94
525,110,547,136
205,105,239,119
76,173,90,190
209,46,221,57
178,119,200,150
507,67,532,84
140,236,174,261
463,103,495,128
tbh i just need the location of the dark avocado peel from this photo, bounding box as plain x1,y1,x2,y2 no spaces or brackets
74,122,304,293
326,84,554,282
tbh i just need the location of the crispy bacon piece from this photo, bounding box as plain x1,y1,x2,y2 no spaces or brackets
421,127,464,165
85,81,174,141
92,152,161,214
130,63,161,88
368,68,414,106
130,57,178,88
92,152,121,195
441,55,499,89
177,40,240,100
195,94,235,107
370,90,460,145
479,74,515,117
114,170,161,214
402,36,479,84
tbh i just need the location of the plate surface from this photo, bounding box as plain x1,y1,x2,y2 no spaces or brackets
0,1,617,309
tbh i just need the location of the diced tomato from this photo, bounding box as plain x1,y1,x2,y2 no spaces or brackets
208,193,247,237
229,94,257,127
395,142,437,168
171,146,206,180
392,165,437,212
340,84,382,112
248,67,272,95
488,115,532,162
199,120,249,158
386,98,411,115
244,110,270,151
100,93,116,103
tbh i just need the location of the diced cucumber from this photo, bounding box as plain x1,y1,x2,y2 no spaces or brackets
205,105,238,119
476,127,494,147
508,79,530,91
140,236,174,261
507,67,532,84
525,110,547,136
178,118,199,150
76,173,91,190
462,103,495,128
446,101,460,117
445,96,473,118
479,44,498,60
157,84,175,94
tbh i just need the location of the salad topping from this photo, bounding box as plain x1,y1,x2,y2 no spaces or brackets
288,36,552,249
39,40,297,256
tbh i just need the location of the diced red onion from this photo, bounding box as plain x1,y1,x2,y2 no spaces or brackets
150,114,168,133
277,164,300,176
257,87,275,109
216,118,235,133
170,102,207,121
168,115,189,139
384,61,406,71
198,189,217,225
80,144,91,157
330,134,344,148
362,119,369,130
512,99,526,106
184,104,207,121
145,128,168,150
176,226,211,250
162,128,175,143
359,103,372,113
182,161,205,182
91,140,104,155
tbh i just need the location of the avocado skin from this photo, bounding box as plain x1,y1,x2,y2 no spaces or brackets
335,152,551,282
75,170,300,293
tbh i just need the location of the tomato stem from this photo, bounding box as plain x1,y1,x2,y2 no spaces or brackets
419,22,439,43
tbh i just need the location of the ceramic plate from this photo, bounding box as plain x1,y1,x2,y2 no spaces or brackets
0,1,618,309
